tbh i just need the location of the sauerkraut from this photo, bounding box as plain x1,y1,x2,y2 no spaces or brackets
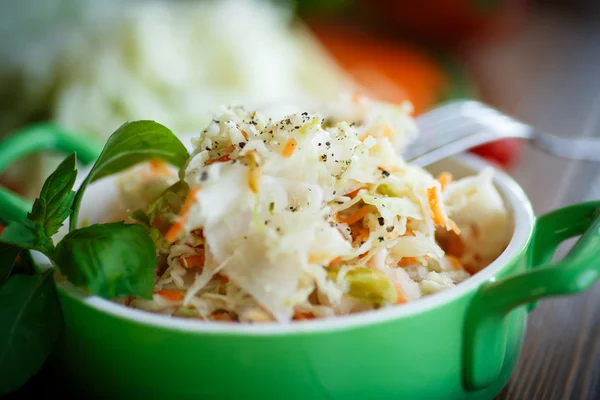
117,95,511,323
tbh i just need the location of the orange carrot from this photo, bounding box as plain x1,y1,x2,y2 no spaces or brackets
282,138,297,158
395,287,408,304
210,312,233,321
344,185,369,199
154,290,184,301
337,206,370,225
437,172,453,191
165,187,201,243
349,224,371,244
149,159,170,176
427,186,446,227
293,311,315,320
180,254,205,269
398,257,420,267
205,154,231,165
329,256,342,265
241,130,249,140
205,145,236,165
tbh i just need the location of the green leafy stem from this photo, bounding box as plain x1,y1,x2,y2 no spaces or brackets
0,121,189,395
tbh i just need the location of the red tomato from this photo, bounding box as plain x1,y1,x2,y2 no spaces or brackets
470,138,522,169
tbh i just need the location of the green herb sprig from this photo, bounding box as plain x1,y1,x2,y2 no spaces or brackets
0,121,188,395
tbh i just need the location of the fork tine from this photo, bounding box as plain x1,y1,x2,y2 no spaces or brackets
409,100,600,166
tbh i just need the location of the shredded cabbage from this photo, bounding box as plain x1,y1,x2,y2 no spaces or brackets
119,96,510,323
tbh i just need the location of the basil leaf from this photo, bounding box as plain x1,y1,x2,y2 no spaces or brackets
70,121,188,231
0,220,53,255
0,270,62,395
129,209,152,228
55,222,156,298
28,153,77,237
0,244,21,285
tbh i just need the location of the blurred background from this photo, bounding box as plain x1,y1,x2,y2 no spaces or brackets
0,0,598,195
1,0,599,398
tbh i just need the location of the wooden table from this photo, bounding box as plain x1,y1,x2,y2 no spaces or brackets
463,8,600,400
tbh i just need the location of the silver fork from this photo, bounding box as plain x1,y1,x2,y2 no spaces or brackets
407,100,600,167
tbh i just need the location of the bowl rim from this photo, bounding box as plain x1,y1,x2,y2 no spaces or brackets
32,153,535,335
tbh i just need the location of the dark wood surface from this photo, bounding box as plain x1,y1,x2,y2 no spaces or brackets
464,8,600,400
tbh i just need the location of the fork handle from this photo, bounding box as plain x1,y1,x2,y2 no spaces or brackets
533,133,600,162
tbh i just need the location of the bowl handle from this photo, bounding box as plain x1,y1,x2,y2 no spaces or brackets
0,123,101,222
463,201,600,390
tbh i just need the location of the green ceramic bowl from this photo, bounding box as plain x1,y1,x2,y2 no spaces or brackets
1,125,599,400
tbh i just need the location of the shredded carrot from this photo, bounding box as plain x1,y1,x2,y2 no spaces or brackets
210,312,233,321
446,255,463,271
205,145,236,165
154,290,184,301
282,138,297,158
217,273,229,284
358,251,369,259
293,311,315,320
398,257,420,267
149,159,170,176
427,186,446,227
329,256,342,265
241,130,249,140
395,286,408,304
180,254,205,269
344,185,369,199
358,228,371,242
437,172,453,191
205,154,231,165
337,205,370,225
165,187,201,243
348,220,371,245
